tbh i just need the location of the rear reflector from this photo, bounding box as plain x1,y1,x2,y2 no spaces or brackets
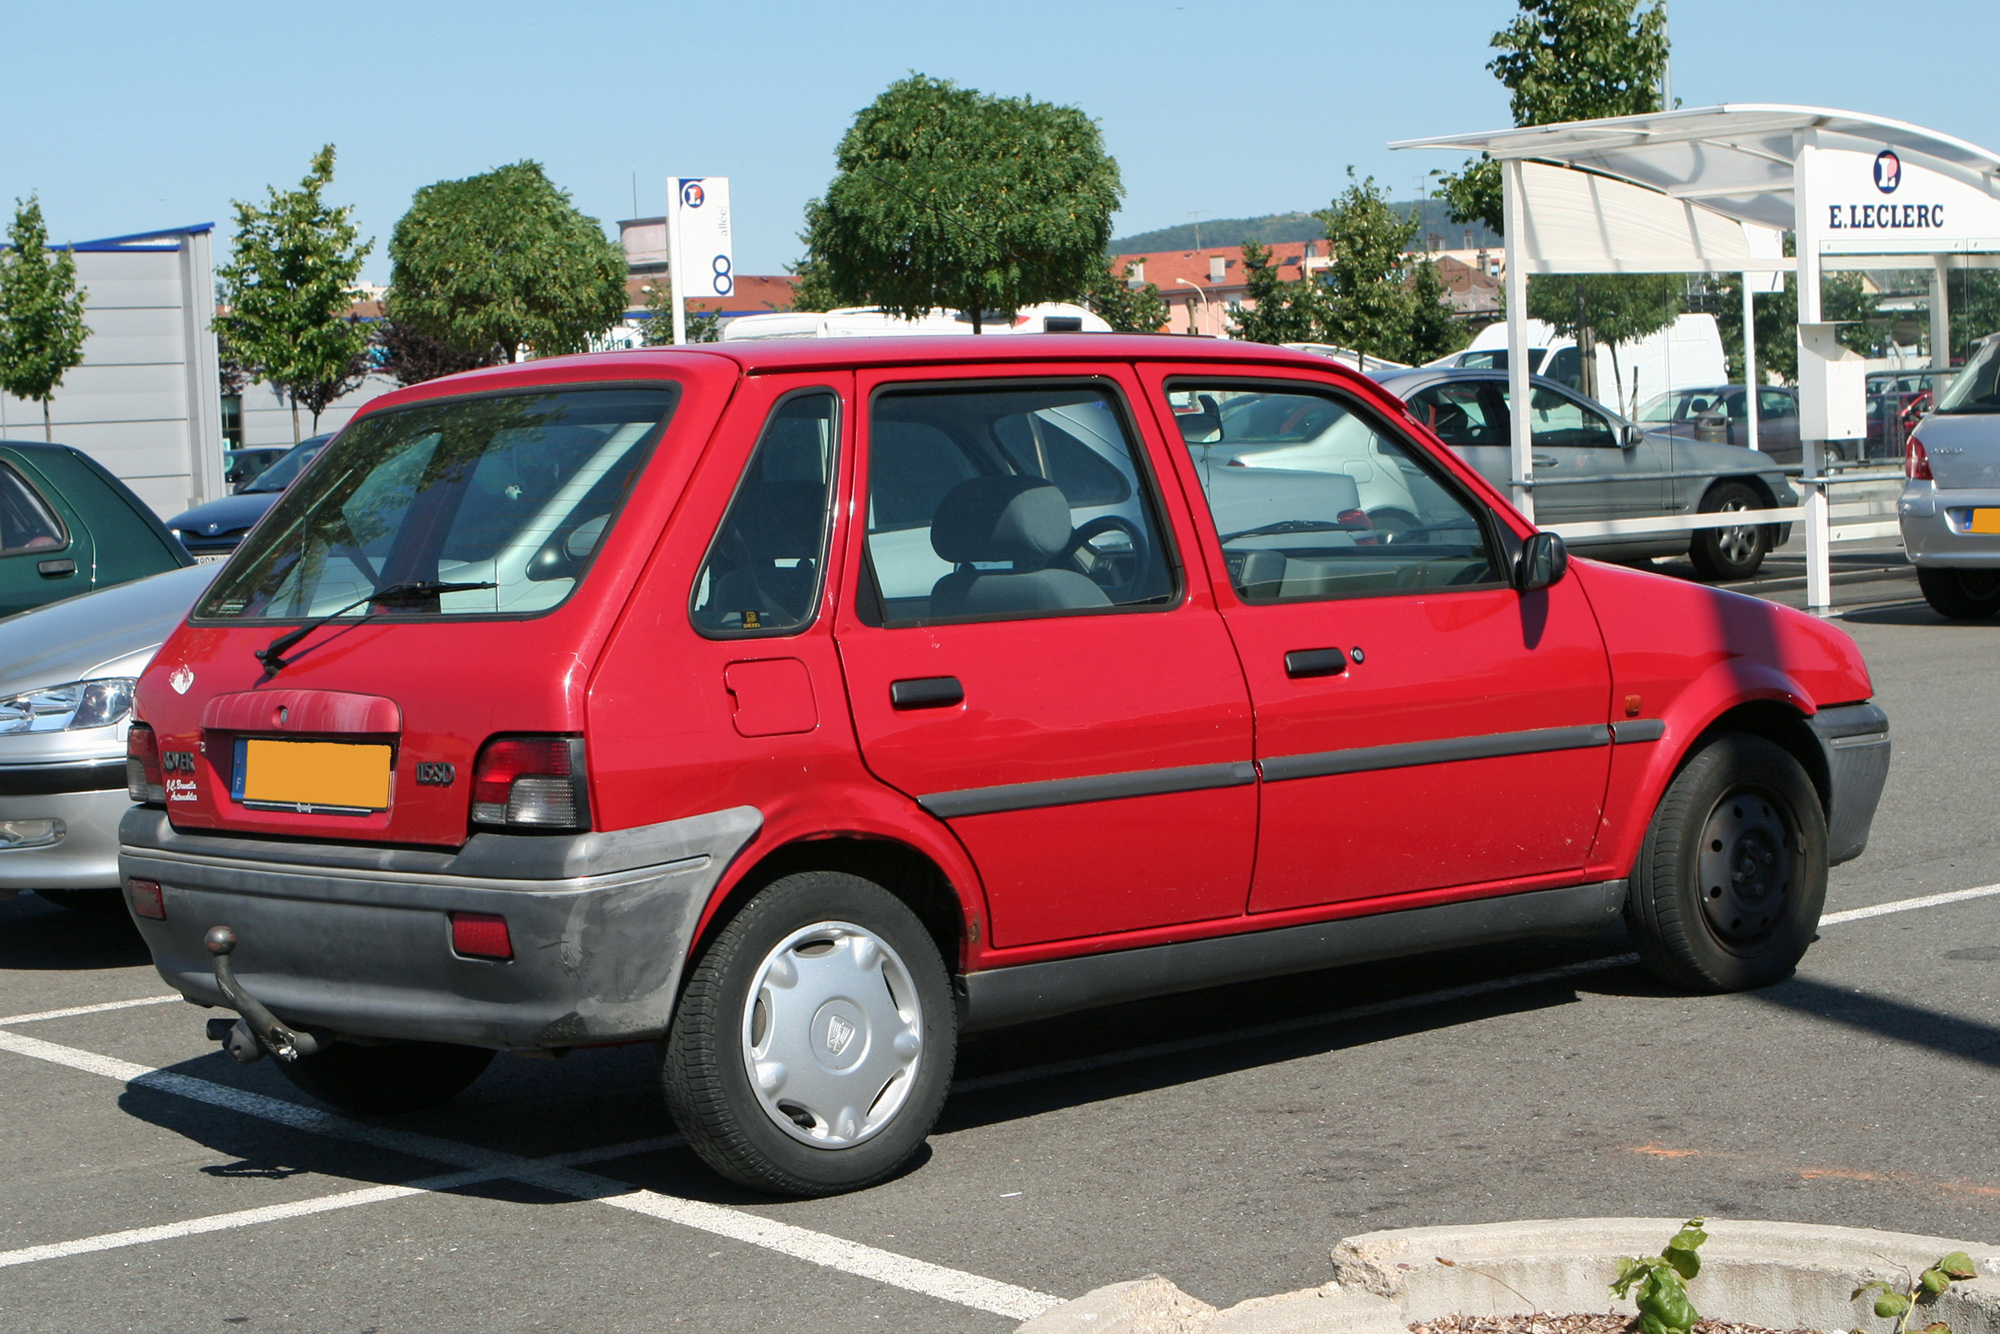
129,879,165,920
450,912,513,960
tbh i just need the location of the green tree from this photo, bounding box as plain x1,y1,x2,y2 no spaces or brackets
1317,172,1421,364
1436,0,1670,236
1227,240,1323,345
0,196,91,441
214,146,373,442
1528,272,1681,411
800,74,1122,332
1079,258,1168,334
1406,256,1471,362
373,318,496,388
638,275,719,345
387,161,627,366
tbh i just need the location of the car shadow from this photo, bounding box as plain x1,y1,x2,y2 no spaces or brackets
0,891,151,970
1748,974,2000,1069
1839,601,1969,627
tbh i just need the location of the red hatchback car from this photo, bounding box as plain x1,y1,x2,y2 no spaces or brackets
122,337,1889,1195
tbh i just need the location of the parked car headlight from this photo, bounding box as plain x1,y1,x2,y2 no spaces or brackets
0,679,137,734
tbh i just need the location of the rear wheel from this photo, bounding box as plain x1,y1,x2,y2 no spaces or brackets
1918,566,2000,620
1626,734,1827,993
274,1039,494,1115
1687,481,1772,581
662,871,956,1196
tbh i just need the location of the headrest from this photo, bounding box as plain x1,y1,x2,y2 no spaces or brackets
930,476,1072,566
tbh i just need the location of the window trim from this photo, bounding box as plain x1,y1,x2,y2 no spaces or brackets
857,374,1187,630
0,458,72,558
1162,374,1511,608
688,385,844,641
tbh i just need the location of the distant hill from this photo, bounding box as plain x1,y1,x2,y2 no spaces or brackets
1112,201,1501,254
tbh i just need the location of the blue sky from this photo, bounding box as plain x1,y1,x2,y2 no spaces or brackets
5,0,1997,282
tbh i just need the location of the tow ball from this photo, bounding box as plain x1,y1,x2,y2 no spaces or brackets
201,925,322,1064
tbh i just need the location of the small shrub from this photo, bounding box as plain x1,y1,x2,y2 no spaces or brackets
1610,1219,1709,1334
1852,1252,1978,1334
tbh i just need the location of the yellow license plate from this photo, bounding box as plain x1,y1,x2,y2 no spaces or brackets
233,738,392,812
1970,509,2000,534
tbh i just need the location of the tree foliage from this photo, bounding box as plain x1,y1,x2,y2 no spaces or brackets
387,161,627,365
1528,272,1682,409
638,275,719,345
1317,172,1424,364
1437,0,1669,235
214,146,373,441
1406,257,1471,362
372,318,500,388
0,195,91,441
1228,240,1322,345
1078,258,1168,334
800,74,1122,332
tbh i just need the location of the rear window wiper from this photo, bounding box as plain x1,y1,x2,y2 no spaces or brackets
254,580,498,676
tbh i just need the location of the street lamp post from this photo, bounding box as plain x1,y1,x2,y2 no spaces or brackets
1175,278,1210,336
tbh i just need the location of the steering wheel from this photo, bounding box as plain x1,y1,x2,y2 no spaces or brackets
1058,515,1149,600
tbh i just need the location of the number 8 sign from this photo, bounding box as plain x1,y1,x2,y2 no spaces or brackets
669,177,734,299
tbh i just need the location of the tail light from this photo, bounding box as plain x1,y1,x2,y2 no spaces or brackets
450,912,513,960
129,879,165,920
127,724,164,804
1337,508,1373,529
1906,437,1933,481
470,736,590,831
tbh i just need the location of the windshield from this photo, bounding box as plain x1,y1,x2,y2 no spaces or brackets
196,386,680,622
1636,389,1737,423
243,442,325,493
1935,339,2000,414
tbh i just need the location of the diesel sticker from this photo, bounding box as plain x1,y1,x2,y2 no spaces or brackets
415,762,457,787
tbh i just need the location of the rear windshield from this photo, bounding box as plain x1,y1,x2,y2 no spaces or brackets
1935,339,2000,415
196,386,679,622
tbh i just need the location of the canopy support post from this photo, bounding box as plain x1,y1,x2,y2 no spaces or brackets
1795,133,1832,614
1931,255,1952,372
1503,157,1535,523
1742,273,1760,452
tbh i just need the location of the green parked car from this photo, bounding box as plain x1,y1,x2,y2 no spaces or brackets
0,441,194,619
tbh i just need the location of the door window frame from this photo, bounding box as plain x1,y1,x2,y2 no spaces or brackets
1159,373,1513,608
853,373,1187,629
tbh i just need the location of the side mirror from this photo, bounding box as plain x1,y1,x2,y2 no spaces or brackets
1622,423,1645,449
1516,531,1569,592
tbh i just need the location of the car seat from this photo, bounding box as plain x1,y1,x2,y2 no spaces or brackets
927,476,1109,618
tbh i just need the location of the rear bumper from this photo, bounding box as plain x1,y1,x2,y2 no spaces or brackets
119,804,762,1050
1899,483,2000,565
0,778,131,891
1810,703,1890,866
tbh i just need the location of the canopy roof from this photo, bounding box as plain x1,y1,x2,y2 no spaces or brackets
1392,104,2000,233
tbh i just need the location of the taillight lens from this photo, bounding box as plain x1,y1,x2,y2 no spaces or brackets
129,878,165,920
127,724,164,803
1906,437,1933,480
470,736,589,831
450,912,512,960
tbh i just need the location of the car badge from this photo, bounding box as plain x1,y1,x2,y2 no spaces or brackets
169,666,195,695
825,1014,856,1057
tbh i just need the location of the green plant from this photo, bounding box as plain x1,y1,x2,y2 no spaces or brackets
1851,1252,1978,1334
0,195,91,441
1610,1218,1709,1334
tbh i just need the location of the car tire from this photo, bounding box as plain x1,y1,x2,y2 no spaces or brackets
35,888,130,914
1917,567,2000,620
662,871,956,1197
1626,734,1827,993
274,1039,495,1115
1687,481,1773,581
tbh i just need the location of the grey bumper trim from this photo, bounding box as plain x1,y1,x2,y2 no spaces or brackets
118,804,763,1050
1260,724,1611,784
1809,703,1890,866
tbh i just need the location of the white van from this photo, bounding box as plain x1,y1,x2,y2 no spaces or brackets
1435,314,1726,418
720,302,1111,341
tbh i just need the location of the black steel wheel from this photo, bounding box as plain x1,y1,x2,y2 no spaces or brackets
1687,481,1773,582
662,870,956,1197
1626,734,1827,993
1917,567,2000,620
275,1039,495,1115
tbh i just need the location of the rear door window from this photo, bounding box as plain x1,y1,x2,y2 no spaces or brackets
690,390,839,636
0,461,68,556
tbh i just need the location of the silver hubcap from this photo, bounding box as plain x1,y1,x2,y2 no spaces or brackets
1697,788,1793,946
741,921,924,1148
1714,499,1758,565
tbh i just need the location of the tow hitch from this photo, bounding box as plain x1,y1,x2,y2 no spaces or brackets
201,925,322,1064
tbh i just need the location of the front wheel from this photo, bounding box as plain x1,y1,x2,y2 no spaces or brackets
663,871,956,1196
1917,566,2000,619
274,1039,494,1115
1626,734,1827,993
1687,481,1773,581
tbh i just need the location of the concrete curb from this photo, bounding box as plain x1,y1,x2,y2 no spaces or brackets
1017,1218,2000,1334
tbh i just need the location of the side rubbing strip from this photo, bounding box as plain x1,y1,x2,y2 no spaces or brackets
1260,724,1611,784
1611,719,1666,744
919,761,1256,820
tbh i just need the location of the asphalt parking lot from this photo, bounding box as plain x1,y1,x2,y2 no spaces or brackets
4,560,1997,1333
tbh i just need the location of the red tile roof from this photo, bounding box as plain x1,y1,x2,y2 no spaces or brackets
626,273,798,316
1110,241,1322,294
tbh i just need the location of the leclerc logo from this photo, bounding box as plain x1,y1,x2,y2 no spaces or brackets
1874,150,1902,194
681,181,705,209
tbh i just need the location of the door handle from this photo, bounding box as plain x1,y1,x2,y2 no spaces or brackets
890,676,963,709
36,558,76,577
1531,453,1559,468
1283,648,1347,679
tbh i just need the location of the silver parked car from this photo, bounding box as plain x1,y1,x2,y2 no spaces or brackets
1372,368,1797,581
1898,333,2000,618
0,563,218,910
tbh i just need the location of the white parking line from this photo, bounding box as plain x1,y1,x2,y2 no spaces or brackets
1821,881,2000,925
0,995,181,1026
0,1028,1062,1319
